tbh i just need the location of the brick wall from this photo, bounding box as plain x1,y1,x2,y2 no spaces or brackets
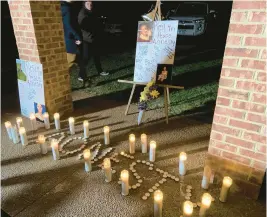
207,0,266,199
8,0,73,116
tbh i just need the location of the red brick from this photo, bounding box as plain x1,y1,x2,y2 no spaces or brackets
245,37,266,46
260,49,266,59
236,81,266,93
233,100,266,114
252,161,266,171
233,1,266,10
225,48,258,58
226,35,243,46
243,132,267,144
219,77,235,87
239,148,266,162
223,58,238,67
218,88,249,100
212,123,241,136
210,131,224,141
225,136,255,150
222,151,251,166
247,113,266,124
256,144,267,153
208,147,222,156
230,119,261,132
251,93,266,104
215,106,245,119
211,140,237,153
229,24,263,34
241,59,266,71
248,12,267,22
221,68,254,79
22,49,33,55
216,97,231,106
8,4,19,11
231,11,248,22
213,114,229,125
256,72,266,82
19,5,31,11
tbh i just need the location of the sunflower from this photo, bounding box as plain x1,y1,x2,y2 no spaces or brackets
150,90,160,99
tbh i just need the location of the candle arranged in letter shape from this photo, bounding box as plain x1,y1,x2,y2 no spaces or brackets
129,134,135,154
201,165,212,190
38,134,47,154
83,149,92,172
141,133,148,153
11,125,20,144
51,139,60,160
121,170,129,196
16,117,23,129
149,140,156,162
154,190,163,217
83,120,89,139
19,127,28,146
5,121,12,140
30,113,37,131
103,126,110,145
103,158,112,182
199,193,212,217
183,201,193,216
43,112,50,129
68,117,75,135
219,176,232,202
54,113,61,130
179,152,187,176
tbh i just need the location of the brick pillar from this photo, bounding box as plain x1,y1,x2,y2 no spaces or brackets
8,0,73,116
206,1,266,199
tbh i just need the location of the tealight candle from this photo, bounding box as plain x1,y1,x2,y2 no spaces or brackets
121,170,129,196
11,125,20,144
149,140,156,162
51,139,60,160
183,200,193,216
141,133,148,153
16,117,23,129
68,117,75,135
43,112,50,129
83,120,89,139
54,113,61,130
199,193,212,217
179,152,187,176
219,176,233,202
4,121,12,140
103,126,110,145
83,149,92,172
103,158,112,182
38,134,47,154
29,113,37,131
19,127,28,146
129,134,135,154
201,165,212,189
154,190,163,217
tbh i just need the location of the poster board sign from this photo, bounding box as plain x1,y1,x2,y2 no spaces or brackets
134,20,178,83
16,59,46,121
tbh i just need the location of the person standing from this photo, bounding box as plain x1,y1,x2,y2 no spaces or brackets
78,0,109,77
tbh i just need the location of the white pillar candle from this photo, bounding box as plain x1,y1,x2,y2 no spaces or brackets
219,176,233,202
19,127,28,146
54,113,61,130
154,190,163,217
201,165,212,190
199,193,212,217
51,139,60,160
83,120,90,139
183,200,193,216
29,113,37,131
103,126,110,145
5,121,12,140
38,134,47,154
16,117,23,129
103,158,112,182
68,117,75,135
11,125,20,144
129,134,135,154
179,152,187,176
43,112,50,129
121,170,129,196
83,149,92,172
141,133,148,153
149,140,156,162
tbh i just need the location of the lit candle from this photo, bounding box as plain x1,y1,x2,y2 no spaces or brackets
149,140,156,162
54,113,61,130
201,165,212,190
219,176,233,202
38,134,47,154
179,152,187,176
83,149,92,172
121,170,129,196
183,201,193,216
19,127,28,146
103,126,110,145
154,190,163,217
199,193,212,217
51,139,60,160
103,158,112,182
83,120,90,139
29,113,37,131
4,121,12,140
68,117,75,135
129,134,135,154
11,125,20,144
16,117,23,129
43,112,50,129
141,133,148,153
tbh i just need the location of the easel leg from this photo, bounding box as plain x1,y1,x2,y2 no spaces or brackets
166,87,170,105
125,84,136,115
164,87,169,124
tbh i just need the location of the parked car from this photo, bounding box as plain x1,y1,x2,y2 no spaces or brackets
167,2,217,36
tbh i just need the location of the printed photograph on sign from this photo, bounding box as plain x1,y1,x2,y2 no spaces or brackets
155,64,173,85
137,22,153,43
34,102,46,122
16,62,27,82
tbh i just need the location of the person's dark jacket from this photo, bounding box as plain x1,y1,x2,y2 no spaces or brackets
78,6,103,43
61,1,81,54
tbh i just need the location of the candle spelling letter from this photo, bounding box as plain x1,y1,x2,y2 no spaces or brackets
51,139,60,160
149,140,156,162
83,120,90,139
54,113,61,130
69,117,75,135
219,176,232,202
19,127,28,146
141,133,148,153
43,113,50,129
199,193,212,217
38,135,47,154
179,152,187,176
201,165,212,190
5,121,12,140
103,158,112,182
103,126,110,145
83,149,92,172
129,134,135,154
121,170,129,196
154,190,163,217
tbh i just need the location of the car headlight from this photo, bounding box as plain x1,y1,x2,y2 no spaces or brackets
194,19,205,23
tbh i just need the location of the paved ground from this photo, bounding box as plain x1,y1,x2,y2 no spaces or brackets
1,94,266,217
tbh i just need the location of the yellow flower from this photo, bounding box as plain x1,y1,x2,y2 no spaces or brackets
140,91,148,101
144,86,149,92
150,90,160,99
147,81,154,88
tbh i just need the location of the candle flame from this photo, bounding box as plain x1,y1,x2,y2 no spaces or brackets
103,158,111,168
68,117,74,123
19,127,26,134
30,113,36,120
103,126,110,133
54,113,60,119
183,201,193,215
150,140,156,148
154,190,163,201
5,121,11,127
16,117,22,123
129,134,135,142
179,152,187,161
83,120,89,127
51,139,58,148
120,170,129,179
223,176,233,187
43,112,49,118
38,134,46,143
201,193,212,207
83,149,91,160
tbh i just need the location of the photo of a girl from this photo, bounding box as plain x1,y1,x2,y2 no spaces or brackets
137,22,153,43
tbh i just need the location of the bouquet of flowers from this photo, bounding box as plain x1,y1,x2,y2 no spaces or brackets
137,81,160,125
